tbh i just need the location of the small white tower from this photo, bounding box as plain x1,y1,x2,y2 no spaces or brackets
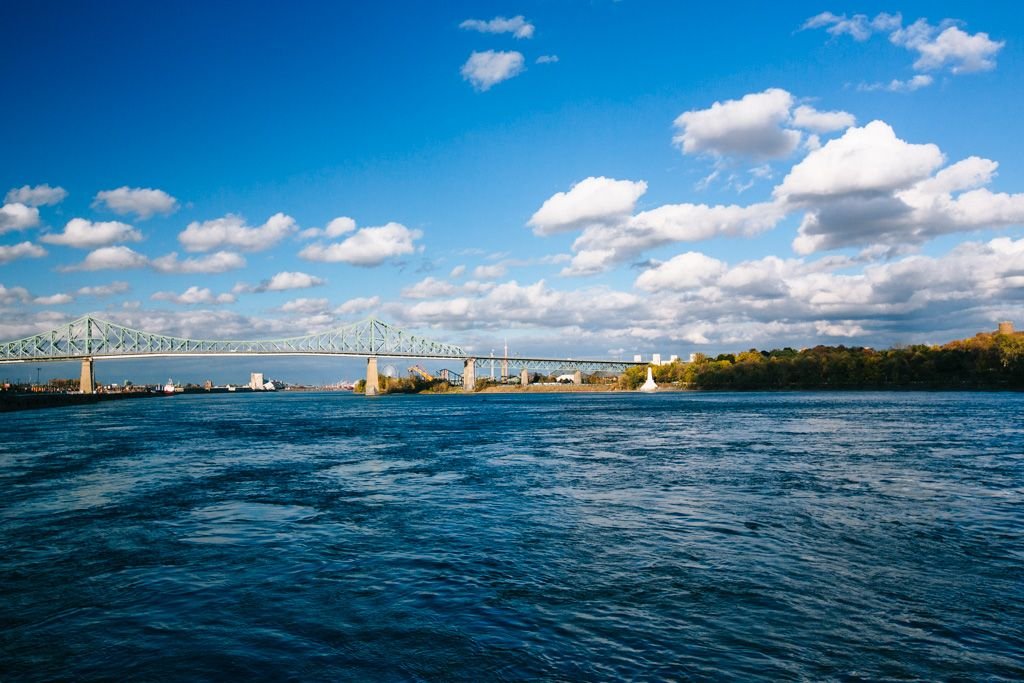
639,367,658,392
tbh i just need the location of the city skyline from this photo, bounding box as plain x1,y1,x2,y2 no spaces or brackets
3,2,1024,382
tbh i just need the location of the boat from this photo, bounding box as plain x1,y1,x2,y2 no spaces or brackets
163,379,176,394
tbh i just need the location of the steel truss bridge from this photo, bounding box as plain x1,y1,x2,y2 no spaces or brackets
0,315,641,389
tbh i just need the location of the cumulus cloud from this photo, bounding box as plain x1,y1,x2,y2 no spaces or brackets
776,121,1024,254
634,252,728,292
529,175,785,275
473,264,508,280
536,55,559,64
0,284,31,305
801,11,902,41
178,212,296,252
41,218,141,248
335,296,381,315
461,50,525,91
858,75,934,92
673,88,801,159
299,222,422,266
298,216,356,240
0,203,40,233
0,241,47,265
150,251,246,274
152,286,235,305
529,177,648,235
790,105,856,133
93,186,179,219
280,297,329,314
402,276,458,299
77,281,130,297
32,293,74,306
234,271,326,295
806,12,1004,78
892,20,1004,73
459,15,534,39
5,184,67,207
62,246,149,271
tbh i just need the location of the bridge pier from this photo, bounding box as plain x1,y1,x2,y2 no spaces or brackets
80,358,95,394
463,358,476,392
365,356,379,396
573,370,582,385
521,368,529,386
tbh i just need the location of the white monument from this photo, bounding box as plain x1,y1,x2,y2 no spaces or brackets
639,367,658,392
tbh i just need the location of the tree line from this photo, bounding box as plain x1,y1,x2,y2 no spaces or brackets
617,331,1024,390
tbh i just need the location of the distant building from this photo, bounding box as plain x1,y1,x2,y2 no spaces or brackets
249,372,264,390
652,353,662,365
633,354,643,362
998,321,1015,335
669,355,679,363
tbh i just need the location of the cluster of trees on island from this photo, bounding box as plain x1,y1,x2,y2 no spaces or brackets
618,329,1024,390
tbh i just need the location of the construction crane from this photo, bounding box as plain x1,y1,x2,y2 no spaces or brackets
408,364,434,381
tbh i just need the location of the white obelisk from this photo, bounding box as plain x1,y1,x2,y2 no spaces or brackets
639,367,658,392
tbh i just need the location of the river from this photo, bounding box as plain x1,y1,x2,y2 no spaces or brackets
1,391,1021,680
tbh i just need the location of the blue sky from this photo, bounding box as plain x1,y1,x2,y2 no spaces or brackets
3,2,1024,384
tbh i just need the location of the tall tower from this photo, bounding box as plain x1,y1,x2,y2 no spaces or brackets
998,321,1015,335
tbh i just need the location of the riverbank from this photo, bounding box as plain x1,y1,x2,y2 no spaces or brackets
0,391,164,413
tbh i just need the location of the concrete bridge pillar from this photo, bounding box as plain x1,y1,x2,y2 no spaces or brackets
573,370,582,385
365,356,379,396
463,358,476,392
80,358,95,394
521,368,530,386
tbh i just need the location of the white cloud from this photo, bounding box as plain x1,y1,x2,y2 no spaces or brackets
801,12,901,41
0,284,31,304
776,120,943,201
0,241,47,265
473,264,508,280
178,212,296,252
450,265,466,279
459,15,534,39
461,51,525,91
635,252,728,292
776,121,1024,254
892,21,1004,74
41,218,141,248
335,296,381,315
807,13,1004,78
241,271,326,293
536,55,559,64
280,297,329,314
32,293,74,305
5,184,67,207
528,177,648,235
298,216,357,240
563,200,785,275
150,251,246,274
63,246,149,271
77,281,130,297
299,222,422,266
402,276,457,299
673,88,801,159
93,186,179,219
791,105,856,133
152,286,235,305
0,203,40,233
858,74,934,92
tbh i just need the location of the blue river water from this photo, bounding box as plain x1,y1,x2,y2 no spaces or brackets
1,391,1022,681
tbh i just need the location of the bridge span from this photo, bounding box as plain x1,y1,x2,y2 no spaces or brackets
0,315,642,395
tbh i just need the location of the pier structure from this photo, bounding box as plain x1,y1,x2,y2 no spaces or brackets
0,315,642,395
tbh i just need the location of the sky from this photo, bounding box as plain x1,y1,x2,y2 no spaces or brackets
3,1,1024,384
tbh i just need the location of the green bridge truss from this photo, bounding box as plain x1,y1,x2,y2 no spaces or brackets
0,315,642,372
0,315,465,362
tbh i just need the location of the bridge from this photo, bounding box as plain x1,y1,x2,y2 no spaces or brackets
0,315,642,395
